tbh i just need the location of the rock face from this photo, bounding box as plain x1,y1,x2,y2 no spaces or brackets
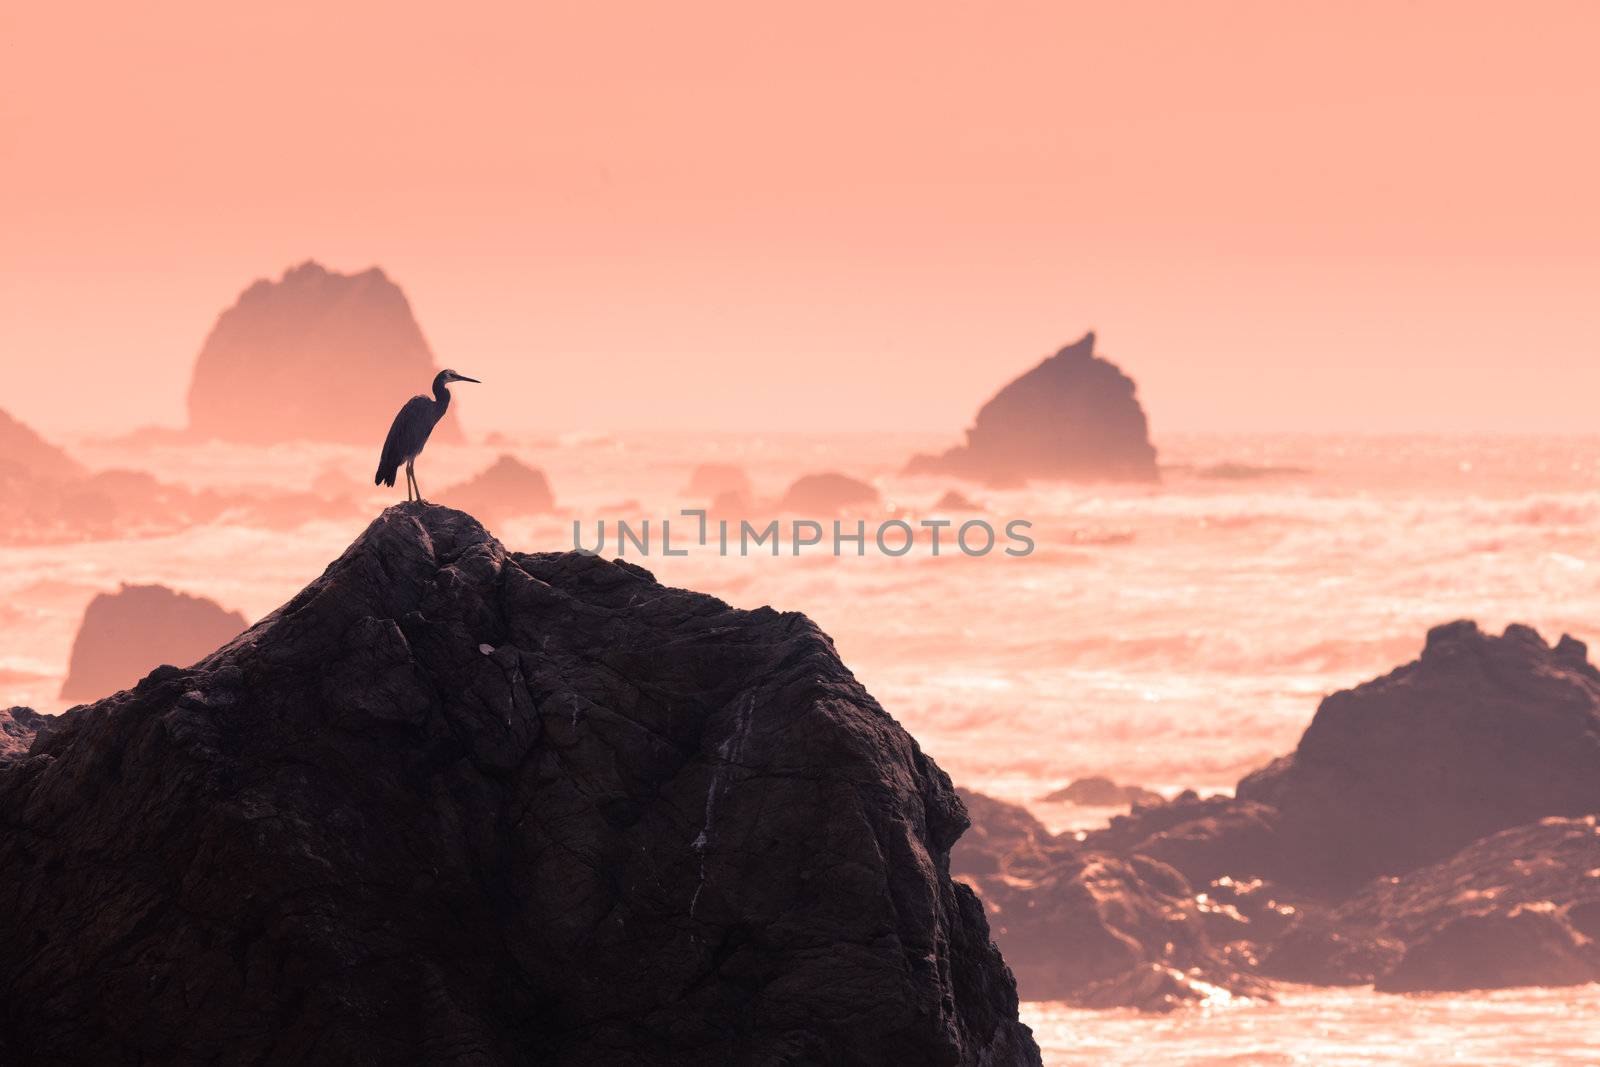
905,333,1158,486
186,261,461,445
778,472,880,515
0,505,1040,1066
437,455,556,524
1237,621,1600,889
0,707,52,766
59,584,248,703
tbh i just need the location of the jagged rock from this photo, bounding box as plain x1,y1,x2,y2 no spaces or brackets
905,333,1158,486
778,472,880,515
0,707,53,765
1041,775,1164,810
59,584,248,703
1376,904,1598,993
437,455,556,523
1256,923,1406,986
1237,621,1600,890
186,261,462,445
951,792,1252,1006
684,464,752,499
0,504,1039,1066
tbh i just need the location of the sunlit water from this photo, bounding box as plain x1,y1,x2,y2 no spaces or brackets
4,430,1600,1061
1021,984,1600,1066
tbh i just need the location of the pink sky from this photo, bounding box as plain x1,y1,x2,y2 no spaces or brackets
3,1,1597,437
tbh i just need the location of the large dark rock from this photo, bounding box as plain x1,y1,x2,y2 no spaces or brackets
186,261,462,445
0,504,1039,1066
59,584,248,703
905,333,1158,486
1237,621,1600,890
438,455,556,524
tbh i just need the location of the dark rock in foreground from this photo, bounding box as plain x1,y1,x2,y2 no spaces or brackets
905,333,1158,486
186,261,462,445
0,504,1039,1066
0,707,53,766
438,454,556,523
59,584,248,703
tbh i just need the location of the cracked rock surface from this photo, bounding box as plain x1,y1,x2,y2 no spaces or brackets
0,503,1039,1066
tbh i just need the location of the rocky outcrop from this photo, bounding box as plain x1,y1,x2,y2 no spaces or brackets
1041,776,1163,810
778,472,880,515
59,584,249,703
1237,621,1600,890
0,707,52,766
0,504,1039,1066
953,792,1254,1009
186,261,462,445
1376,904,1597,993
684,464,751,499
905,333,1158,486
438,455,556,524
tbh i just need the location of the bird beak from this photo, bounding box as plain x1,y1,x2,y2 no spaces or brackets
454,374,481,384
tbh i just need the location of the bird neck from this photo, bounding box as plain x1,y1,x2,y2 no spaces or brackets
432,374,452,414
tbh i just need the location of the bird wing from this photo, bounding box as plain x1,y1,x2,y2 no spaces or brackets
374,395,434,486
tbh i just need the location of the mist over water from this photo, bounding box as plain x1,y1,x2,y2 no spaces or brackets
5,428,1599,1064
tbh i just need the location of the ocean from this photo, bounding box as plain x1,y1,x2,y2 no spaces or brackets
3,429,1597,1063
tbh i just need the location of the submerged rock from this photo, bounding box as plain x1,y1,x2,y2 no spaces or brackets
0,504,1039,1066
438,455,556,523
905,332,1158,486
59,584,248,703
186,261,462,445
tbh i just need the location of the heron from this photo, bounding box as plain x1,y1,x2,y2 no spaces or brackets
375,369,481,502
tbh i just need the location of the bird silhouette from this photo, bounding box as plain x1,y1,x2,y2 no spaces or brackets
375,369,481,502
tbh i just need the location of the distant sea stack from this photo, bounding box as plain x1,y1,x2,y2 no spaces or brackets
60,584,248,702
906,332,1158,486
186,261,463,445
0,504,1040,1066
438,455,556,524
0,408,85,483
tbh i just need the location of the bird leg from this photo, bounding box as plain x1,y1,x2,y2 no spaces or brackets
409,460,426,504
405,460,416,502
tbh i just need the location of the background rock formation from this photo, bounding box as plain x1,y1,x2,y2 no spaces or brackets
0,505,1040,1066
59,584,248,702
905,333,1158,486
438,455,556,524
778,472,880,515
0,408,85,483
953,622,1600,1003
684,463,751,499
0,707,51,766
186,261,462,445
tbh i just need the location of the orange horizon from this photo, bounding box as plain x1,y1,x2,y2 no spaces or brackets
4,1,1598,439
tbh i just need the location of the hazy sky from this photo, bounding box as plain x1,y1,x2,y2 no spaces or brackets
4,1,1597,437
